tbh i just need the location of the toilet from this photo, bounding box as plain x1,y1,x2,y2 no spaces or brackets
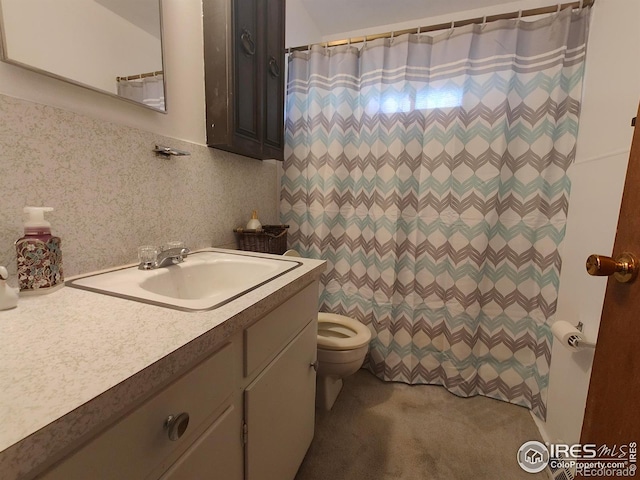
283,250,372,410
316,312,372,410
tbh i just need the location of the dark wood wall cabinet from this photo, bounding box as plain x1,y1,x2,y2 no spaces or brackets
203,0,285,161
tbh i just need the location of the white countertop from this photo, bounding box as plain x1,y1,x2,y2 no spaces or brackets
0,248,326,480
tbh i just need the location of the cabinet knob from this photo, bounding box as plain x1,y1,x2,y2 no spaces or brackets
310,360,319,372
164,412,190,441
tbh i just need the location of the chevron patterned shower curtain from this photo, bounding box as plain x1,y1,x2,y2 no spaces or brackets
281,7,590,419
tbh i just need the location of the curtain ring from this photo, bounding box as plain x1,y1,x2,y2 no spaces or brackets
287,47,291,55
448,20,455,37
557,3,562,13
481,15,487,28
417,26,421,35
517,9,523,21
307,44,311,52
579,0,584,8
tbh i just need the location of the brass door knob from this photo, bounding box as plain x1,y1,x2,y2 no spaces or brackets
586,252,639,283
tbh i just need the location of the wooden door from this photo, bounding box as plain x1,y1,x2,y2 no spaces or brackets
580,105,640,453
204,0,285,160
233,0,263,158
262,0,285,160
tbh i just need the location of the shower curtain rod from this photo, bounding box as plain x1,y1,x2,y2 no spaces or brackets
116,70,164,82
287,0,594,53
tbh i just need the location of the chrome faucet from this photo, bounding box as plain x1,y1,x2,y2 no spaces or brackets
138,247,190,270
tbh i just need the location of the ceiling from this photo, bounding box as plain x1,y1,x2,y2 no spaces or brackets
95,0,161,39
298,0,523,37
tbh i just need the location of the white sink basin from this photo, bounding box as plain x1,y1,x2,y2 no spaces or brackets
67,251,301,311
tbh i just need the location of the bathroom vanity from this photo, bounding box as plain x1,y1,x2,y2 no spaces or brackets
0,249,325,480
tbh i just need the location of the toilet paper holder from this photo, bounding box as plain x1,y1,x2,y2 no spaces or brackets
569,322,596,349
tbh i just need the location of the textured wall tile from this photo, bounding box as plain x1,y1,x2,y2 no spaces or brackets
0,94,278,282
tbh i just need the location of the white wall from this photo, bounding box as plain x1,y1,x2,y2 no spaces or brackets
545,0,639,444
286,0,640,445
0,0,205,144
316,0,556,43
285,0,323,48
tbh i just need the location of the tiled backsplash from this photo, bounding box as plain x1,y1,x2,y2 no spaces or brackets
0,94,279,283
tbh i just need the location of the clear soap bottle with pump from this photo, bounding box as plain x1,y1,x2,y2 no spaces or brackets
15,206,64,295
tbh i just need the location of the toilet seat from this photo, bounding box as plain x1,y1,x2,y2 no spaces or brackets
317,312,371,351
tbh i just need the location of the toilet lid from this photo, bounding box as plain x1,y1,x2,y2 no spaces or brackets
317,312,372,350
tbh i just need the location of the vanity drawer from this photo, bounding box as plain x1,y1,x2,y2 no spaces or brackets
244,282,318,377
40,342,236,480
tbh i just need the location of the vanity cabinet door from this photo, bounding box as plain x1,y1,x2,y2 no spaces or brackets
244,319,317,480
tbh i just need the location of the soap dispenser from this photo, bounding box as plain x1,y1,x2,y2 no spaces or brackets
246,210,262,230
15,206,64,295
0,266,19,310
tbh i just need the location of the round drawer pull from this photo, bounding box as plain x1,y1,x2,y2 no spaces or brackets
164,412,190,441
310,360,319,371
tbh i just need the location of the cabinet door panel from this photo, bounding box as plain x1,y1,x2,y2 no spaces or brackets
262,0,285,160
233,0,262,157
204,0,285,160
244,281,318,378
159,403,243,480
245,320,317,480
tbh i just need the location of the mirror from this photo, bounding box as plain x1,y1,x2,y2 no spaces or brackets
0,0,166,112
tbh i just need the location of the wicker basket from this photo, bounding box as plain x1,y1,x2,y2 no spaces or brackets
233,225,289,255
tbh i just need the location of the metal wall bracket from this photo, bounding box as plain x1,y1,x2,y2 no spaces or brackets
153,145,191,157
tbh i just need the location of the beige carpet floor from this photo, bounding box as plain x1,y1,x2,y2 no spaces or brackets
295,369,549,480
